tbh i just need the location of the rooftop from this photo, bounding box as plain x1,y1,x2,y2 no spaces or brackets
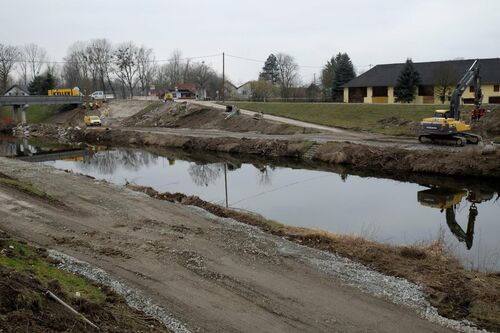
343,58,500,88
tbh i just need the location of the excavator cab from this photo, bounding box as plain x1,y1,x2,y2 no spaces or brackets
419,60,482,146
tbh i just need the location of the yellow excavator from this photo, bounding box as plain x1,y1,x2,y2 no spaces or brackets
419,60,483,146
417,187,493,249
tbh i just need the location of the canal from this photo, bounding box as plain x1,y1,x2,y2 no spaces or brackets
1,135,499,271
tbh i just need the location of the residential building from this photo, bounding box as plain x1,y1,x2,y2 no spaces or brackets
342,58,500,104
236,81,252,100
3,85,30,96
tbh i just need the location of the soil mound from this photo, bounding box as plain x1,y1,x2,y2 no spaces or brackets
123,102,312,135
473,107,500,140
0,234,170,333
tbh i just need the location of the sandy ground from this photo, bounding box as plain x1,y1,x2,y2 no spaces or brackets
0,157,457,333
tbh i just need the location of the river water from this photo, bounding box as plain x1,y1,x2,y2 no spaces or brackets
1,135,499,271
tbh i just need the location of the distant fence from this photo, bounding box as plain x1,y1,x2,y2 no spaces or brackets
225,97,338,103
131,96,160,101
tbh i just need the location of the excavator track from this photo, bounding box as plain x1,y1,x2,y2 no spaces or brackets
418,133,482,147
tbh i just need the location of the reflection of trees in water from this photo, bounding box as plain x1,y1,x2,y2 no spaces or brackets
0,142,17,157
188,163,224,186
78,149,157,175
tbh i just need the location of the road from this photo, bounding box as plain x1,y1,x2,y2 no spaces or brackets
193,100,354,135
0,157,456,333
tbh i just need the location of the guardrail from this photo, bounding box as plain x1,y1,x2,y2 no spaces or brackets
0,96,84,106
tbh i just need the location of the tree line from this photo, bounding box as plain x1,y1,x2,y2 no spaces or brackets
0,40,223,98
0,40,454,103
1,39,359,101
250,52,356,102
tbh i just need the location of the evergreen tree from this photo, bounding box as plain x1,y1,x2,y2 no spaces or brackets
332,53,356,102
321,56,336,98
28,73,55,95
259,54,280,85
394,58,421,103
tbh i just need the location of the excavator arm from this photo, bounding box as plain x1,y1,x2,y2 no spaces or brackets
449,60,482,120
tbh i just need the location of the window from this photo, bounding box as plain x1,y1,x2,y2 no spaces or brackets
494,85,499,92
418,85,434,97
469,86,475,93
372,86,388,97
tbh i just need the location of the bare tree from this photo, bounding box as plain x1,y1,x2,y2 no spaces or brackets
165,50,184,86
433,63,458,104
190,61,213,98
136,46,156,95
114,42,139,98
23,43,47,82
275,53,299,98
16,51,29,87
87,39,115,95
250,80,279,101
0,43,19,92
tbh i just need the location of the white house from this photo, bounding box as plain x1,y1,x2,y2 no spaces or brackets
4,85,30,96
236,81,252,100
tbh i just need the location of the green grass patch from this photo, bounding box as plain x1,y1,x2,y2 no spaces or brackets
0,173,52,200
0,104,67,124
0,239,105,303
230,102,459,136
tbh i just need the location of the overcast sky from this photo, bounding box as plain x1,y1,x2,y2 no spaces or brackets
1,0,499,85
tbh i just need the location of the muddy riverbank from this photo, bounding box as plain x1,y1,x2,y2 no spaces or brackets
16,123,500,179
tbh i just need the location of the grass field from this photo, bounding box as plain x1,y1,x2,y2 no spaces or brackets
0,105,62,124
230,102,454,136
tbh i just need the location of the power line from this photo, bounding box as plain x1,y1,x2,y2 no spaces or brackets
226,53,323,69
1,53,223,65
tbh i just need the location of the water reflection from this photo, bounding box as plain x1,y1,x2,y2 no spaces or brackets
188,163,224,186
1,136,499,270
418,188,495,250
78,150,158,175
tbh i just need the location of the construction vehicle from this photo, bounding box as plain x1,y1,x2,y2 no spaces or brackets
419,60,483,146
417,187,493,249
164,92,174,102
84,115,102,127
48,87,82,96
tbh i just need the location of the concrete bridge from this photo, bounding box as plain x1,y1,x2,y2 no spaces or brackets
0,95,84,123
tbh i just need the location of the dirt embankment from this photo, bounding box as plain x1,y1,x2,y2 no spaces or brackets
127,184,500,332
315,141,500,178
473,108,500,142
2,157,462,333
13,122,500,178
122,102,316,135
0,230,171,333
64,126,500,178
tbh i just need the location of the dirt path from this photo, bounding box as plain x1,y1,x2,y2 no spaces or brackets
119,126,457,152
0,157,458,333
193,100,356,135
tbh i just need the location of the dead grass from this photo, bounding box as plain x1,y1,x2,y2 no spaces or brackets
128,184,500,332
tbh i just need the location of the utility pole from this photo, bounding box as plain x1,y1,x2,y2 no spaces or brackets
224,163,228,208
222,52,225,103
